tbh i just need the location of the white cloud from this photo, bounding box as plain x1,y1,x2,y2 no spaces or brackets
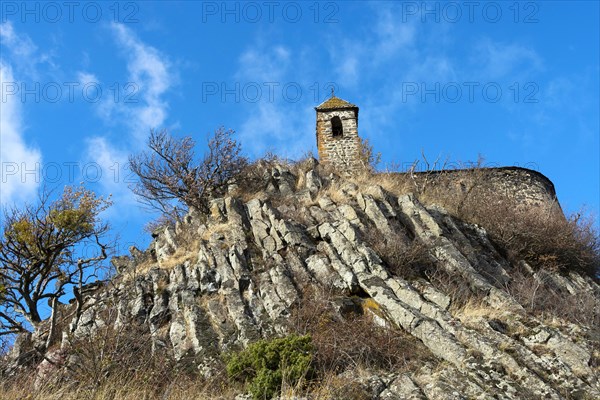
238,101,314,157
77,71,98,87
84,136,139,217
329,4,417,88
0,22,37,62
0,22,56,79
532,73,598,140
108,23,173,142
230,6,422,157
472,39,542,80
336,55,360,87
0,61,42,205
234,44,315,158
81,24,175,218
237,45,290,82
372,6,416,58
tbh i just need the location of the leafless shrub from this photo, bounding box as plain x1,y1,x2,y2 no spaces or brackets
506,267,600,327
399,156,600,280
0,296,232,400
357,137,381,172
143,213,177,235
234,152,288,200
406,150,452,196
129,127,248,219
457,194,599,278
293,151,319,172
63,325,176,395
290,287,433,375
367,230,433,280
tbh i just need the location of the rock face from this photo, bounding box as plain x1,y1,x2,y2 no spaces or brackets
10,162,599,399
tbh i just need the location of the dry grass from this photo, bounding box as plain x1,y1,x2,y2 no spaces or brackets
200,221,233,241
7,157,597,399
307,367,375,400
312,178,357,205
356,165,600,280
125,244,198,277
506,267,600,327
366,229,433,280
456,193,599,278
0,374,240,400
157,245,199,269
0,304,237,400
289,287,435,375
455,299,511,322
353,172,412,198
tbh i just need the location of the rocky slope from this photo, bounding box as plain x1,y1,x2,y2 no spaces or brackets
10,161,600,399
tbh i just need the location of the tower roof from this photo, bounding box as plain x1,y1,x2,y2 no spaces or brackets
315,95,358,111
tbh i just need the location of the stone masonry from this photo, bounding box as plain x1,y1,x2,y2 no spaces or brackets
315,95,361,170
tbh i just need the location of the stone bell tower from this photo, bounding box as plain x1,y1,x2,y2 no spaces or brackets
315,91,360,170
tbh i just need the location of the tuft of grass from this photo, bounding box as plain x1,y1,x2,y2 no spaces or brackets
455,299,513,325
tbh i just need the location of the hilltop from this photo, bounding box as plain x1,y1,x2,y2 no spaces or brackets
2,158,599,400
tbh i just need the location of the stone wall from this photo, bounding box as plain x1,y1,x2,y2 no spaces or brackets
406,166,560,210
316,109,361,170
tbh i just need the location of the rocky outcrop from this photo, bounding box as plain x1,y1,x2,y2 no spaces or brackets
10,162,599,399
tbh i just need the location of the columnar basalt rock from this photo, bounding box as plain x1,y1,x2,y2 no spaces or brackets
6,160,598,399
315,94,361,171
12,160,598,399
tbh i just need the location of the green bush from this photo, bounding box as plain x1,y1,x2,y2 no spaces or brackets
226,334,313,399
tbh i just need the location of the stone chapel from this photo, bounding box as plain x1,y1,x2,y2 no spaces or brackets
315,92,361,170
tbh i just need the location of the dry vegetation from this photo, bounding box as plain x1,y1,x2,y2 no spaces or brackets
289,287,435,384
0,286,434,400
3,153,598,399
367,230,433,280
350,165,599,279
0,304,235,400
320,161,599,327
506,266,600,327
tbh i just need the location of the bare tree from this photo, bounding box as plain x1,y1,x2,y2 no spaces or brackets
128,127,247,218
0,186,112,351
358,137,381,172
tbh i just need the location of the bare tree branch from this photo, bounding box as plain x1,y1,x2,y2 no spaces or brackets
128,127,247,217
0,185,112,352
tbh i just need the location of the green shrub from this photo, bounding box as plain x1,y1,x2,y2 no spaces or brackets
226,334,314,400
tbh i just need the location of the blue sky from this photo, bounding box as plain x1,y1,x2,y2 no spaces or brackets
1,1,599,252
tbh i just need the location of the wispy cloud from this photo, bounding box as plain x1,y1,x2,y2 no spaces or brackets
532,72,599,141
372,6,416,60
0,22,57,79
328,4,417,88
0,23,45,205
320,9,546,141
0,22,36,56
84,136,139,216
0,61,42,205
84,23,174,216
236,45,290,82
107,22,173,141
235,44,315,158
471,39,543,80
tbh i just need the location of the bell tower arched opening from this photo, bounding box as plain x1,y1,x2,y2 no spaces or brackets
331,116,343,137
